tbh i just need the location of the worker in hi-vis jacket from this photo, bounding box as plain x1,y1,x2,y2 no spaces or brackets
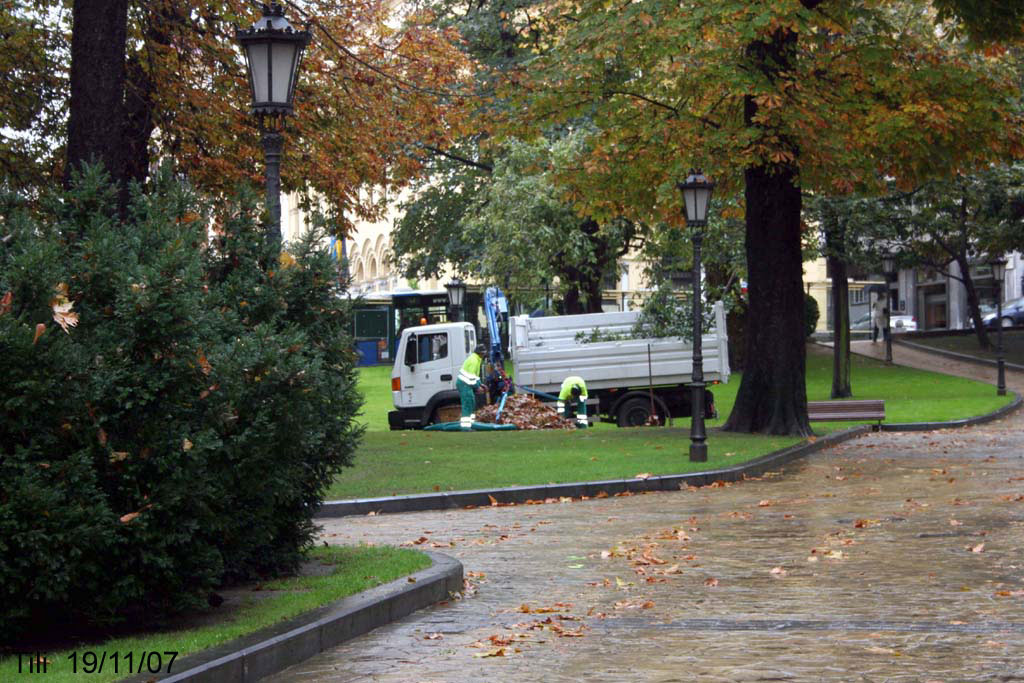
456,345,487,430
557,376,589,428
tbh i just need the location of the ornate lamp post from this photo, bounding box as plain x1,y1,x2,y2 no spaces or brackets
445,279,467,322
990,257,1007,396
678,170,714,462
881,253,895,364
235,3,311,252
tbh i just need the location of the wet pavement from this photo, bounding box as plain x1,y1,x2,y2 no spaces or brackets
270,348,1024,682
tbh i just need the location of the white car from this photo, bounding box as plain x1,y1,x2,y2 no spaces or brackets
851,312,917,333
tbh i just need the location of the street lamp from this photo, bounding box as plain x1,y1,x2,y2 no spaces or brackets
678,169,714,462
445,278,466,322
881,253,896,364
236,3,311,252
990,257,1007,396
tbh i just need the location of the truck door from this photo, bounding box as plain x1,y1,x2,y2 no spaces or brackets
398,331,454,408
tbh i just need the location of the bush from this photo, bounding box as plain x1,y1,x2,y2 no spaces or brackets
0,168,362,641
805,292,820,338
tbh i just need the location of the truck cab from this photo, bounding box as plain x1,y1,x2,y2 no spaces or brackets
388,322,476,430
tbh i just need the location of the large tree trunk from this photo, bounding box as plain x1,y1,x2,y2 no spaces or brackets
824,221,852,398
65,0,129,193
723,26,811,436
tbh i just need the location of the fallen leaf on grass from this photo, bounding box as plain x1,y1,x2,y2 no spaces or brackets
969,543,985,553
770,566,787,577
865,646,899,656
635,472,652,480
473,647,507,658
424,633,444,640
704,577,719,587
994,590,1024,597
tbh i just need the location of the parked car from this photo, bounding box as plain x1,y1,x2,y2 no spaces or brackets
851,312,917,333
981,296,1024,328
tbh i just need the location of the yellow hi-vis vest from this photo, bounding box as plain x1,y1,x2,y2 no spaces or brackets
558,376,587,401
459,353,483,386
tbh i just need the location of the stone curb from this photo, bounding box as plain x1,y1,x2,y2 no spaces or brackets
316,425,874,519
121,551,462,683
893,338,1024,372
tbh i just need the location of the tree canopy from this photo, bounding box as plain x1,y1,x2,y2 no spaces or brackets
492,0,1023,434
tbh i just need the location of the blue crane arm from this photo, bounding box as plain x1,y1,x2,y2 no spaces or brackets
483,286,508,367
483,286,512,401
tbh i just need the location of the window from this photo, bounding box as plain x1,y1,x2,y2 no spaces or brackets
419,332,448,362
464,328,473,354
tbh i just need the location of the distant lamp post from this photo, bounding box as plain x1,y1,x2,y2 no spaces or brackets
236,3,311,252
881,253,896,364
990,257,1007,396
678,169,715,462
445,278,466,322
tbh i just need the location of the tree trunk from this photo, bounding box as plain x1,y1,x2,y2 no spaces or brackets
957,255,991,349
722,28,811,436
65,0,129,194
122,52,156,190
829,257,852,398
824,221,852,398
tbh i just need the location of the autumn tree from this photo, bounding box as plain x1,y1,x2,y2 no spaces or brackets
503,0,1023,434
2,0,470,227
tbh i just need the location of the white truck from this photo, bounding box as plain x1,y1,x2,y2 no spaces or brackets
387,302,730,430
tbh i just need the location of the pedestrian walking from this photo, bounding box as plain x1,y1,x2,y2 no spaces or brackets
871,295,887,343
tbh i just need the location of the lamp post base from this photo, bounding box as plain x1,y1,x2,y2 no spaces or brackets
689,382,707,462
689,442,708,462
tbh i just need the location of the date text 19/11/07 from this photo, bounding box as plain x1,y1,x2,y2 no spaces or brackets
15,650,179,675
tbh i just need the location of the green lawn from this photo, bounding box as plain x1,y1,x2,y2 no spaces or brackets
329,345,1013,500
901,329,1024,367
0,546,430,683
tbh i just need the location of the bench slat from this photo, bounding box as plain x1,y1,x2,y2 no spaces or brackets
807,399,885,422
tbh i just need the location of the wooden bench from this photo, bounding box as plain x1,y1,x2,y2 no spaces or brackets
807,399,885,428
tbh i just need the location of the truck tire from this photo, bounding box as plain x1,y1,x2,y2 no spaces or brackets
616,397,659,427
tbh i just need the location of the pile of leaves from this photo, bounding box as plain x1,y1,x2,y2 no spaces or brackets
0,167,362,642
476,394,575,430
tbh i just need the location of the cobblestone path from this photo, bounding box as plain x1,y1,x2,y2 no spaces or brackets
270,354,1024,682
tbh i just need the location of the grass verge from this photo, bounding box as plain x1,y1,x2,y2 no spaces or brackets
0,546,430,683
330,345,1013,500
899,329,1024,367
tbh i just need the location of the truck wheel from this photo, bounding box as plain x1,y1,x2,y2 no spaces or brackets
616,398,656,427
433,403,462,424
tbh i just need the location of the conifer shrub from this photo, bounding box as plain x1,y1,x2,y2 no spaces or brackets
0,168,362,641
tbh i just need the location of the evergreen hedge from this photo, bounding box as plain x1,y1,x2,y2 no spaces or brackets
0,169,362,641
